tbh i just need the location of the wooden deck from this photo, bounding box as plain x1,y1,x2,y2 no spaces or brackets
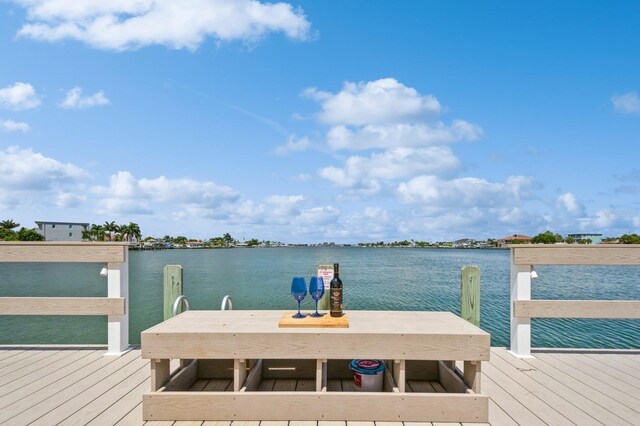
0,346,638,425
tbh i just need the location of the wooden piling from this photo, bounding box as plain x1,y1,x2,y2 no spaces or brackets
163,265,183,320
461,265,480,327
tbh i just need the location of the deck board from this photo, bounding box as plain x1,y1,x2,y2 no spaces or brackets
0,346,638,425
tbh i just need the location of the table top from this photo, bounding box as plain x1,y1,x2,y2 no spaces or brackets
141,310,490,360
143,310,488,335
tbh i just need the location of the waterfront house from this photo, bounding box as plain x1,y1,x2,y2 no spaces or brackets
567,233,603,244
497,234,532,247
35,221,90,241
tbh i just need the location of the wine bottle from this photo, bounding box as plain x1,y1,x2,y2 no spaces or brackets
330,263,343,317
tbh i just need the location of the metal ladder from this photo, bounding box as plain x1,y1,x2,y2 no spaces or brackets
171,294,234,317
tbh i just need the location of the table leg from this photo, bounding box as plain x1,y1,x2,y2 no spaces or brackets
392,359,405,392
234,359,246,392
463,360,481,393
151,359,170,391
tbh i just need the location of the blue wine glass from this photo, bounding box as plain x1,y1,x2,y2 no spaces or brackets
309,276,325,317
291,277,307,319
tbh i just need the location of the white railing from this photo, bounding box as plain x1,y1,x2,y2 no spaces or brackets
509,244,640,357
0,242,130,355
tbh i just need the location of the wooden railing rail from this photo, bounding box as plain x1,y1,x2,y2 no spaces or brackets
0,242,130,355
509,244,640,358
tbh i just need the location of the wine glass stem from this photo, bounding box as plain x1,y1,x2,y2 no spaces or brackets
315,300,319,315
297,301,301,316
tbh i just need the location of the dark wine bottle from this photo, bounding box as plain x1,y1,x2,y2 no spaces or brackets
330,263,343,317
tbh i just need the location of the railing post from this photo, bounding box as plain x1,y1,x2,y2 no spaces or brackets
508,248,532,358
106,247,129,355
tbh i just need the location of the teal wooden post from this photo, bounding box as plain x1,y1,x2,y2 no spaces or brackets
461,266,481,327
164,265,183,320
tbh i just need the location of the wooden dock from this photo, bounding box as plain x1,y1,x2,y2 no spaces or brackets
0,346,638,425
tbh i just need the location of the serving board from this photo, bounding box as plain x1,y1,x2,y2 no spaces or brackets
278,312,349,328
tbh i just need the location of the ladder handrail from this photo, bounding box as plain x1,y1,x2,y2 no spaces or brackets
221,295,233,311
172,295,190,317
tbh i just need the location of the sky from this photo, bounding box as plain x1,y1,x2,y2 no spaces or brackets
1,1,639,243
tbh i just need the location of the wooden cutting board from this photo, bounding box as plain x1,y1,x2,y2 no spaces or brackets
278,312,349,328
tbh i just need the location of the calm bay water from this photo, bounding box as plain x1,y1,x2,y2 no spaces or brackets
1,247,639,348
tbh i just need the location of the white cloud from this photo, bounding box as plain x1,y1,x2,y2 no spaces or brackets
397,175,534,208
0,146,88,210
556,192,585,216
275,135,311,155
1,119,30,132
612,91,640,115
319,146,461,192
0,146,87,191
326,120,482,150
0,82,41,110
304,78,441,126
13,0,312,51
92,171,240,214
59,87,110,109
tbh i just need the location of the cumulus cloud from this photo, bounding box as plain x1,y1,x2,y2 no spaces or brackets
612,91,640,115
92,171,240,214
1,119,30,132
59,87,110,109
556,192,586,216
306,77,484,198
0,146,87,190
0,146,88,209
304,78,441,126
326,120,483,150
12,0,312,51
0,82,41,110
319,146,461,193
275,135,311,155
397,175,534,208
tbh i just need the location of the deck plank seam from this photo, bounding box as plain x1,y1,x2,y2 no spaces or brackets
60,361,151,426
538,353,640,416
0,347,94,390
545,352,640,399
489,348,605,425
1,349,140,424
41,352,149,425
495,349,622,425
520,353,636,425
481,356,575,425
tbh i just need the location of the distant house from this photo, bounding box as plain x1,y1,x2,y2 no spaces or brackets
567,233,602,244
498,234,532,248
454,238,475,248
186,240,205,248
35,221,90,242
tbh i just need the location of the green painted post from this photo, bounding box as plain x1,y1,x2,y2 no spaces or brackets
164,265,183,320
461,265,480,327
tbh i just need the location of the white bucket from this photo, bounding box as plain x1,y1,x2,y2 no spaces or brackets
349,359,385,392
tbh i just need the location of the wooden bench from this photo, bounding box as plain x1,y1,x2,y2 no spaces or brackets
141,310,490,422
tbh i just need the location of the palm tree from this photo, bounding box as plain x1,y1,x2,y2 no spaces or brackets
222,233,234,247
115,224,127,241
91,224,106,241
0,219,20,230
104,221,117,241
127,222,142,242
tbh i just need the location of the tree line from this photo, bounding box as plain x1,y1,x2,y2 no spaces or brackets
82,221,142,242
529,230,640,244
0,219,44,241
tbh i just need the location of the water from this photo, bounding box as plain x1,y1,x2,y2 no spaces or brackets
1,247,639,348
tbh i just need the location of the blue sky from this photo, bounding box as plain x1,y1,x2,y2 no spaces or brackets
1,1,639,242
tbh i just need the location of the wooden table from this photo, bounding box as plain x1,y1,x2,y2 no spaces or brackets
141,310,490,422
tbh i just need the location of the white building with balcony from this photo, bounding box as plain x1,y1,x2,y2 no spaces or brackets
35,221,90,241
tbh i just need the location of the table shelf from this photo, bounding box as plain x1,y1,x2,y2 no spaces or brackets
142,310,489,422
